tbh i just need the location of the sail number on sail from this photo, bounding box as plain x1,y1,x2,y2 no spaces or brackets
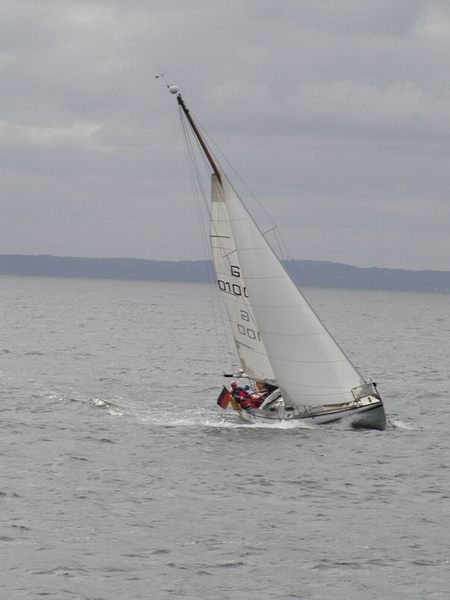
217,265,248,297
217,265,262,342
217,279,249,297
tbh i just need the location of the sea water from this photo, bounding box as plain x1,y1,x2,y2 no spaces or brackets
1,275,449,600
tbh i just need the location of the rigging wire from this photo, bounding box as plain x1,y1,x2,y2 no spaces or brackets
189,112,278,228
178,108,236,372
178,98,357,380
188,109,322,311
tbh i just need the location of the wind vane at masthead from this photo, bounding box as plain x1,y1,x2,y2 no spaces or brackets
157,74,221,183
155,73,179,95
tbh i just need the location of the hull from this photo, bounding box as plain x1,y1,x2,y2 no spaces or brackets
236,398,386,431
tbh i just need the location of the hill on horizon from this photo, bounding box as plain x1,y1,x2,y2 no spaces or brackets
0,254,449,292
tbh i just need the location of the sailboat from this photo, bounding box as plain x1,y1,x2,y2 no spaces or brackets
167,83,386,430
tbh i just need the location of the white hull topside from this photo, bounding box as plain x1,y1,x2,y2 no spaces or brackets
235,396,386,431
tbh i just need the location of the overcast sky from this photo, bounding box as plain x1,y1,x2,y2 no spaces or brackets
1,1,449,270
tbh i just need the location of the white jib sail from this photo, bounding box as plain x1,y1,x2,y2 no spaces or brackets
210,175,276,383
219,173,365,408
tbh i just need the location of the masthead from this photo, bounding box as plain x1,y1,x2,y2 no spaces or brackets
155,73,178,95
158,74,222,184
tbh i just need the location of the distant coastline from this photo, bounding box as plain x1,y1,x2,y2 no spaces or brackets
0,254,449,292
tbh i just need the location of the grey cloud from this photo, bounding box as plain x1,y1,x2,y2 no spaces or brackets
0,0,449,269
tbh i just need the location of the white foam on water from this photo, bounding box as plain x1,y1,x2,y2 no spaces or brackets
90,397,124,416
137,410,316,430
388,418,416,430
204,417,316,430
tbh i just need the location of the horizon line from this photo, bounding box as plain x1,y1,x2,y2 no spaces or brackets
0,253,448,274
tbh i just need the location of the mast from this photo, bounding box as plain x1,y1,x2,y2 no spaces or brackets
176,94,222,185
165,80,365,406
163,81,273,382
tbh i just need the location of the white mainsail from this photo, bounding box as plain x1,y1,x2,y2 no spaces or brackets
210,174,276,383
218,173,365,409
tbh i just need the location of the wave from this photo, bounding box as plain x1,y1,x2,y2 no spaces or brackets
388,418,417,430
